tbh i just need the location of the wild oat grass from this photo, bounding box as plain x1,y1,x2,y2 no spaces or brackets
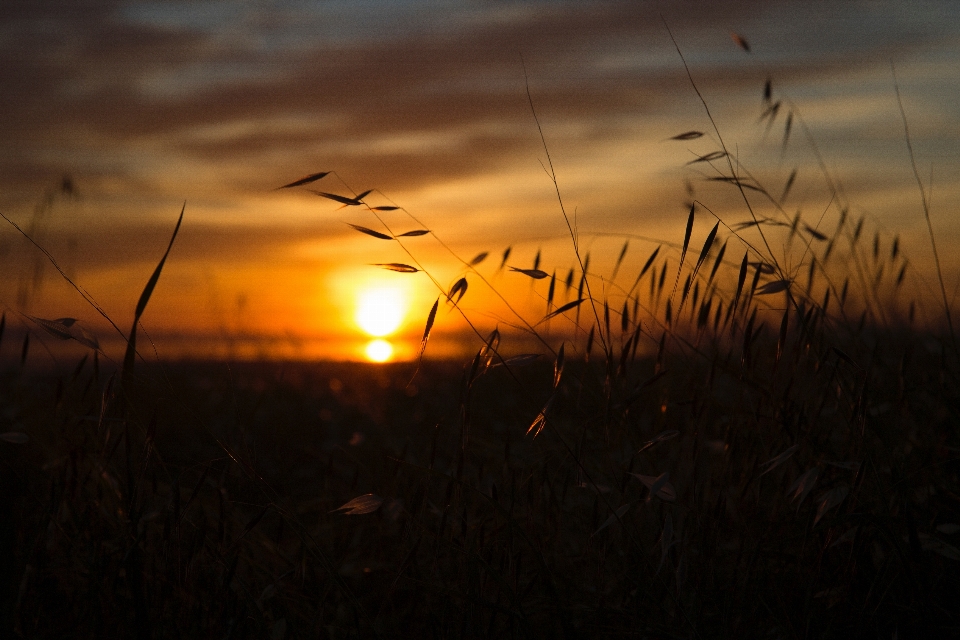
1,52,959,640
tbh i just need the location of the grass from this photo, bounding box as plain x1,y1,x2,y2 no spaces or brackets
2,50,960,639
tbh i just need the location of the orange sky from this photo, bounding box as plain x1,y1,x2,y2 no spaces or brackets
1,0,959,363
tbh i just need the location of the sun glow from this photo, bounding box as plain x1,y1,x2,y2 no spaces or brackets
365,339,394,362
355,286,406,337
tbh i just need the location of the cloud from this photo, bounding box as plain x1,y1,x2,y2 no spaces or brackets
2,0,951,198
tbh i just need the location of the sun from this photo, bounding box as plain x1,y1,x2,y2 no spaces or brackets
364,339,394,363
355,286,405,337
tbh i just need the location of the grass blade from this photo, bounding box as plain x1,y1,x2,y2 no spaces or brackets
28,316,99,350
804,224,827,241
315,190,371,206
348,223,392,240
631,472,676,502
782,112,794,154
756,279,791,295
277,171,329,189
372,263,418,273
407,298,440,387
123,204,184,381
673,203,695,297
28,316,76,341
447,277,468,305
686,151,726,165
418,299,439,361
498,246,512,271
611,240,629,281
553,343,565,388
547,270,556,309
760,444,799,477
733,252,749,312
499,354,540,367
527,404,548,438
592,504,630,537
780,169,797,203
730,32,750,52
708,240,727,284
637,428,679,453
639,246,661,280
333,494,383,515
509,267,548,280
691,222,719,281
707,176,763,192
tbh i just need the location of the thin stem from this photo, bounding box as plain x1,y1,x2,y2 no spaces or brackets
521,57,610,359
892,65,956,350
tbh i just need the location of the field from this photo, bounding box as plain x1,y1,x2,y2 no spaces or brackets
2,332,958,638
3,65,960,639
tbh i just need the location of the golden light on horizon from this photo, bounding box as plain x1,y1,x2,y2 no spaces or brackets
355,286,406,337
364,339,394,362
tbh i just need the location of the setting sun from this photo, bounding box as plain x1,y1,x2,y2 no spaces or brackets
364,339,394,362
355,286,406,337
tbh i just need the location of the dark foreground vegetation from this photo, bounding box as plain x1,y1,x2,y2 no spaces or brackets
1,323,959,639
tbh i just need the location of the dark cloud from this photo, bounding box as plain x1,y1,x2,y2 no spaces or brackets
2,0,950,199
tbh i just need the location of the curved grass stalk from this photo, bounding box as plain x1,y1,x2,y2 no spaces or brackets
893,66,957,354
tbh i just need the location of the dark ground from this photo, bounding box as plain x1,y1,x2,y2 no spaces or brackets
2,347,960,638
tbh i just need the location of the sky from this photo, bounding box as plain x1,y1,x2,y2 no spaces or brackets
1,0,958,362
